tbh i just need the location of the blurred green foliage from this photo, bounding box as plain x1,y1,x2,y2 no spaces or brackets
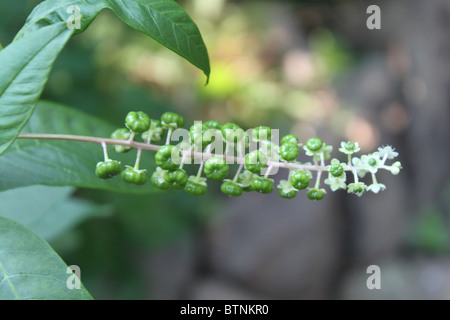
412,207,450,255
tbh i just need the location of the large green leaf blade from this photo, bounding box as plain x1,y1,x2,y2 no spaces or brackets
0,185,110,241
0,216,92,300
104,0,210,82
16,0,210,81
0,101,157,193
0,23,73,156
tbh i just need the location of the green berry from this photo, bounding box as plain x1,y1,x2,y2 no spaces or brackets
204,157,229,180
190,123,217,149
290,169,310,190
344,142,356,151
190,123,206,148
125,111,151,133
220,181,243,197
111,128,132,153
161,111,185,128
121,166,147,185
279,189,297,199
368,157,377,166
221,123,245,144
184,180,207,196
329,163,344,177
280,142,299,161
252,126,271,141
306,137,323,152
151,167,170,190
281,134,299,145
155,145,181,171
164,169,188,189
307,188,325,201
203,120,222,130
245,150,268,174
251,178,274,194
95,160,121,179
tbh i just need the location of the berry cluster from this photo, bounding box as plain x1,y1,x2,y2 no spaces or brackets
95,111,402,200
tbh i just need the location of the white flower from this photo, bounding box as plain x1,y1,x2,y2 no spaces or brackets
324,174,347,191
339,141,360,155
322,143,333,160
277,179,297,192
153,167,168,184
352,157,362,166
361,152,381,174
367,183,386,193
303,145,315,157
303,143,333,162
188,175,207,186
238,170,258,187
347,182,367,197
378,146,398,160
327,158,346,177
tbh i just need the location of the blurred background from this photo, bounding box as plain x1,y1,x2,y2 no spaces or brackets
1,0,449,299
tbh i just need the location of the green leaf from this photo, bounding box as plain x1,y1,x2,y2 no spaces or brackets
0,216,92,300
0,23,73,156
104,0,210,82
0,100,157,193
0,185,110,241
16,0,210,82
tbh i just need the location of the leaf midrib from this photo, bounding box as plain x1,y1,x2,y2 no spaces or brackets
0,261,21,300
0,24,67,98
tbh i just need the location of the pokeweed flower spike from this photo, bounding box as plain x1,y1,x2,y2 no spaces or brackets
93,110,401,200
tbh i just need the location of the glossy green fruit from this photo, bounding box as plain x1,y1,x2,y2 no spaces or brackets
281,134,299,145
204,157,229,180
251,178,274,194
121,166,147,185
151,167,170,190
203,120,222,130
220,181,243,197
279,189,298,199
164,169,188,189
161,111,185,128
125,111,151,133
184,180,207,196
307,188,325,201
280,142,299,161
306,137,323,152
111,128,132,153
329,163,344,177
190,123,205,147
155,145,181,171
245,150,268,174
290,169,310,190
95,160,121,179
252,126,271,141
190,123,216,149
221,123,245,144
